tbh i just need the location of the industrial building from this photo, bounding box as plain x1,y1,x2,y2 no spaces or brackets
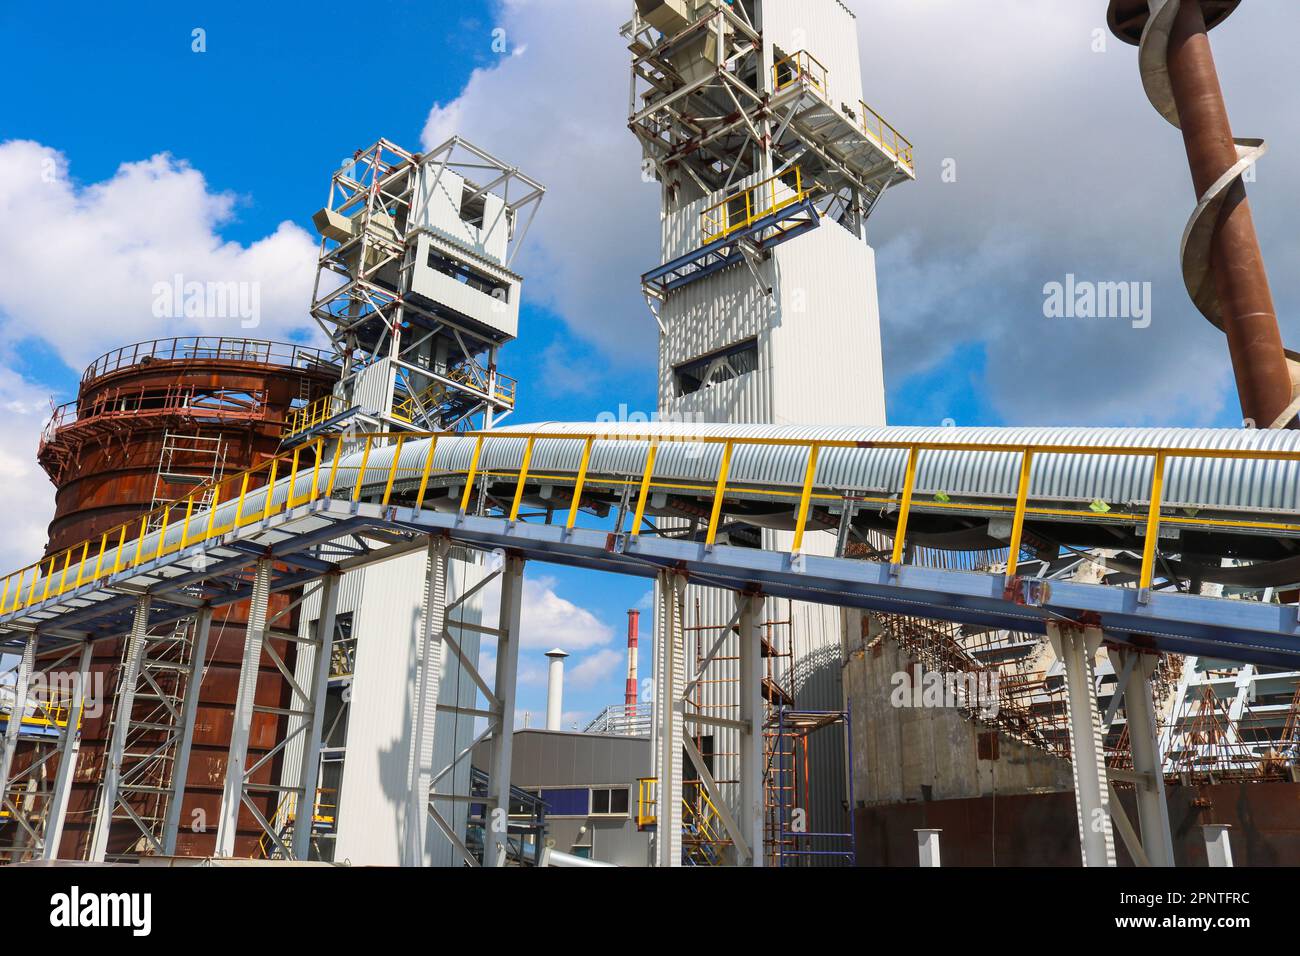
1,0,1298,871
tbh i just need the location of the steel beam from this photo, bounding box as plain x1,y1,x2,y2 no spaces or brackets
214,559,272,858
483,554,524,868
161,608,212,855
737,592,764,866
1108,646,1176,867
404,540,448,866
89,595,151,862
293,574,339,861
654,569,686,867
43,640,94,860
0,634,36,805
1049,622,1115,867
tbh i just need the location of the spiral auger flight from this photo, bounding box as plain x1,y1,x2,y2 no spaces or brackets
1109,0,1300,428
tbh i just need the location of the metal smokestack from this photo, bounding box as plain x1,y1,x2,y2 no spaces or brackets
545,648,568,731
625,609,640,719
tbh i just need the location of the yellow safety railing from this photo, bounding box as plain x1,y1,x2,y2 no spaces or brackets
4,427,1300,621
773,49,828,94
701,167,809,244
283,394,347,441
257,787,337,859
859,100,914,172
637,776,657,828
634,777,730,862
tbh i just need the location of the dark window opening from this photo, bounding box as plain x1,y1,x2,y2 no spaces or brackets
674,339,758,396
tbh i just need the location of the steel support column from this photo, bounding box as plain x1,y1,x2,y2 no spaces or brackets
214,559,273,858
292,573,339,860
0,634,36,804
1108,646,1175,867
653,569,686,867
737,591,764,866
404,540,448,866
89,595,152,862
1048,621,1115,867
161,607,212,855
483,553,524,868
43,640,94,860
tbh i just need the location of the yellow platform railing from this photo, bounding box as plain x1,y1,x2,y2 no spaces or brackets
283,394,348,441
701,167,808,244
858,100,914,172
773,49,828,94
4,427,1300,621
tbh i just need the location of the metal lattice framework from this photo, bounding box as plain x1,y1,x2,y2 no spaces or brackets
308,137,544,437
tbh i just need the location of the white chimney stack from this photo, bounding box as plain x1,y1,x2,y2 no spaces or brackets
545,648,569,731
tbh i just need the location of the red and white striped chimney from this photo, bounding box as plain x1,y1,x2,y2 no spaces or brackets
625,609,640,719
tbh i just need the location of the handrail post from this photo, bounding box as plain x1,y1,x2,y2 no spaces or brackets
791,444,821,554
1139,451,1168,595
705,441,734,546
1004,450,1034,579
630,442,660,536
890,447,920,567
566,437,594,530
509,437,536,522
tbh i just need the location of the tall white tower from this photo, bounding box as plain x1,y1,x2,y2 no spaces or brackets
626,0,913,862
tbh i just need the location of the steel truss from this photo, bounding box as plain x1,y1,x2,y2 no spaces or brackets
308,137,544,435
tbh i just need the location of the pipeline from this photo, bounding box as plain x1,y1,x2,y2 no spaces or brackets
1110,0,1300,429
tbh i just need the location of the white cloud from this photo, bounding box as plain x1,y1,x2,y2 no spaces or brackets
479,572,615,650
0,140,320,374
0,368,59,571
421,0,659,365
568,647,624,688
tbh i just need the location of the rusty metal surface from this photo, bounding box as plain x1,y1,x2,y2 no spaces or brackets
29,339,334,861
854,782,1300,866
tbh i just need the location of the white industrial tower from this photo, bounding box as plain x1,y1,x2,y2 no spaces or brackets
626,0,914,863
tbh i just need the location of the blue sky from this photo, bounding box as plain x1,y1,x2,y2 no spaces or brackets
3,1,1299,722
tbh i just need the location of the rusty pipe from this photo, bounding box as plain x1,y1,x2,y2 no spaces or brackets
1164,1,1294,427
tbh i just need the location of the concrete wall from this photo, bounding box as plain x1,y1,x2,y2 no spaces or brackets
843,617,1073,807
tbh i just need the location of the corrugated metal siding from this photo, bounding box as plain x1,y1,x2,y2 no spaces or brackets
760,0,864,109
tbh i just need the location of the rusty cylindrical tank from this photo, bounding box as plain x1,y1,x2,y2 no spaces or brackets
32,336,336,860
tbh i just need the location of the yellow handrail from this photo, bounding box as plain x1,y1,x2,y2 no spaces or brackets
858,99,914,172
701,167,808,244
4,426,1300,619
773,50,828,94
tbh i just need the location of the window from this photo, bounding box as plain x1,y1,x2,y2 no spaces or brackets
674,339,758,396
590,786,630,816
538,787,590,817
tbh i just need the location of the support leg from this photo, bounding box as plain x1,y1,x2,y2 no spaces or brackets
737,592,764,866
483,554,523,868
161,607,212,855
294,574,339,861
1048,622,1115,867
90,595,152,862
654,570,686,868
404,540,448,866
214,559,272,858
43,640,94,860
0,635,36,805
1108,646,1175,867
